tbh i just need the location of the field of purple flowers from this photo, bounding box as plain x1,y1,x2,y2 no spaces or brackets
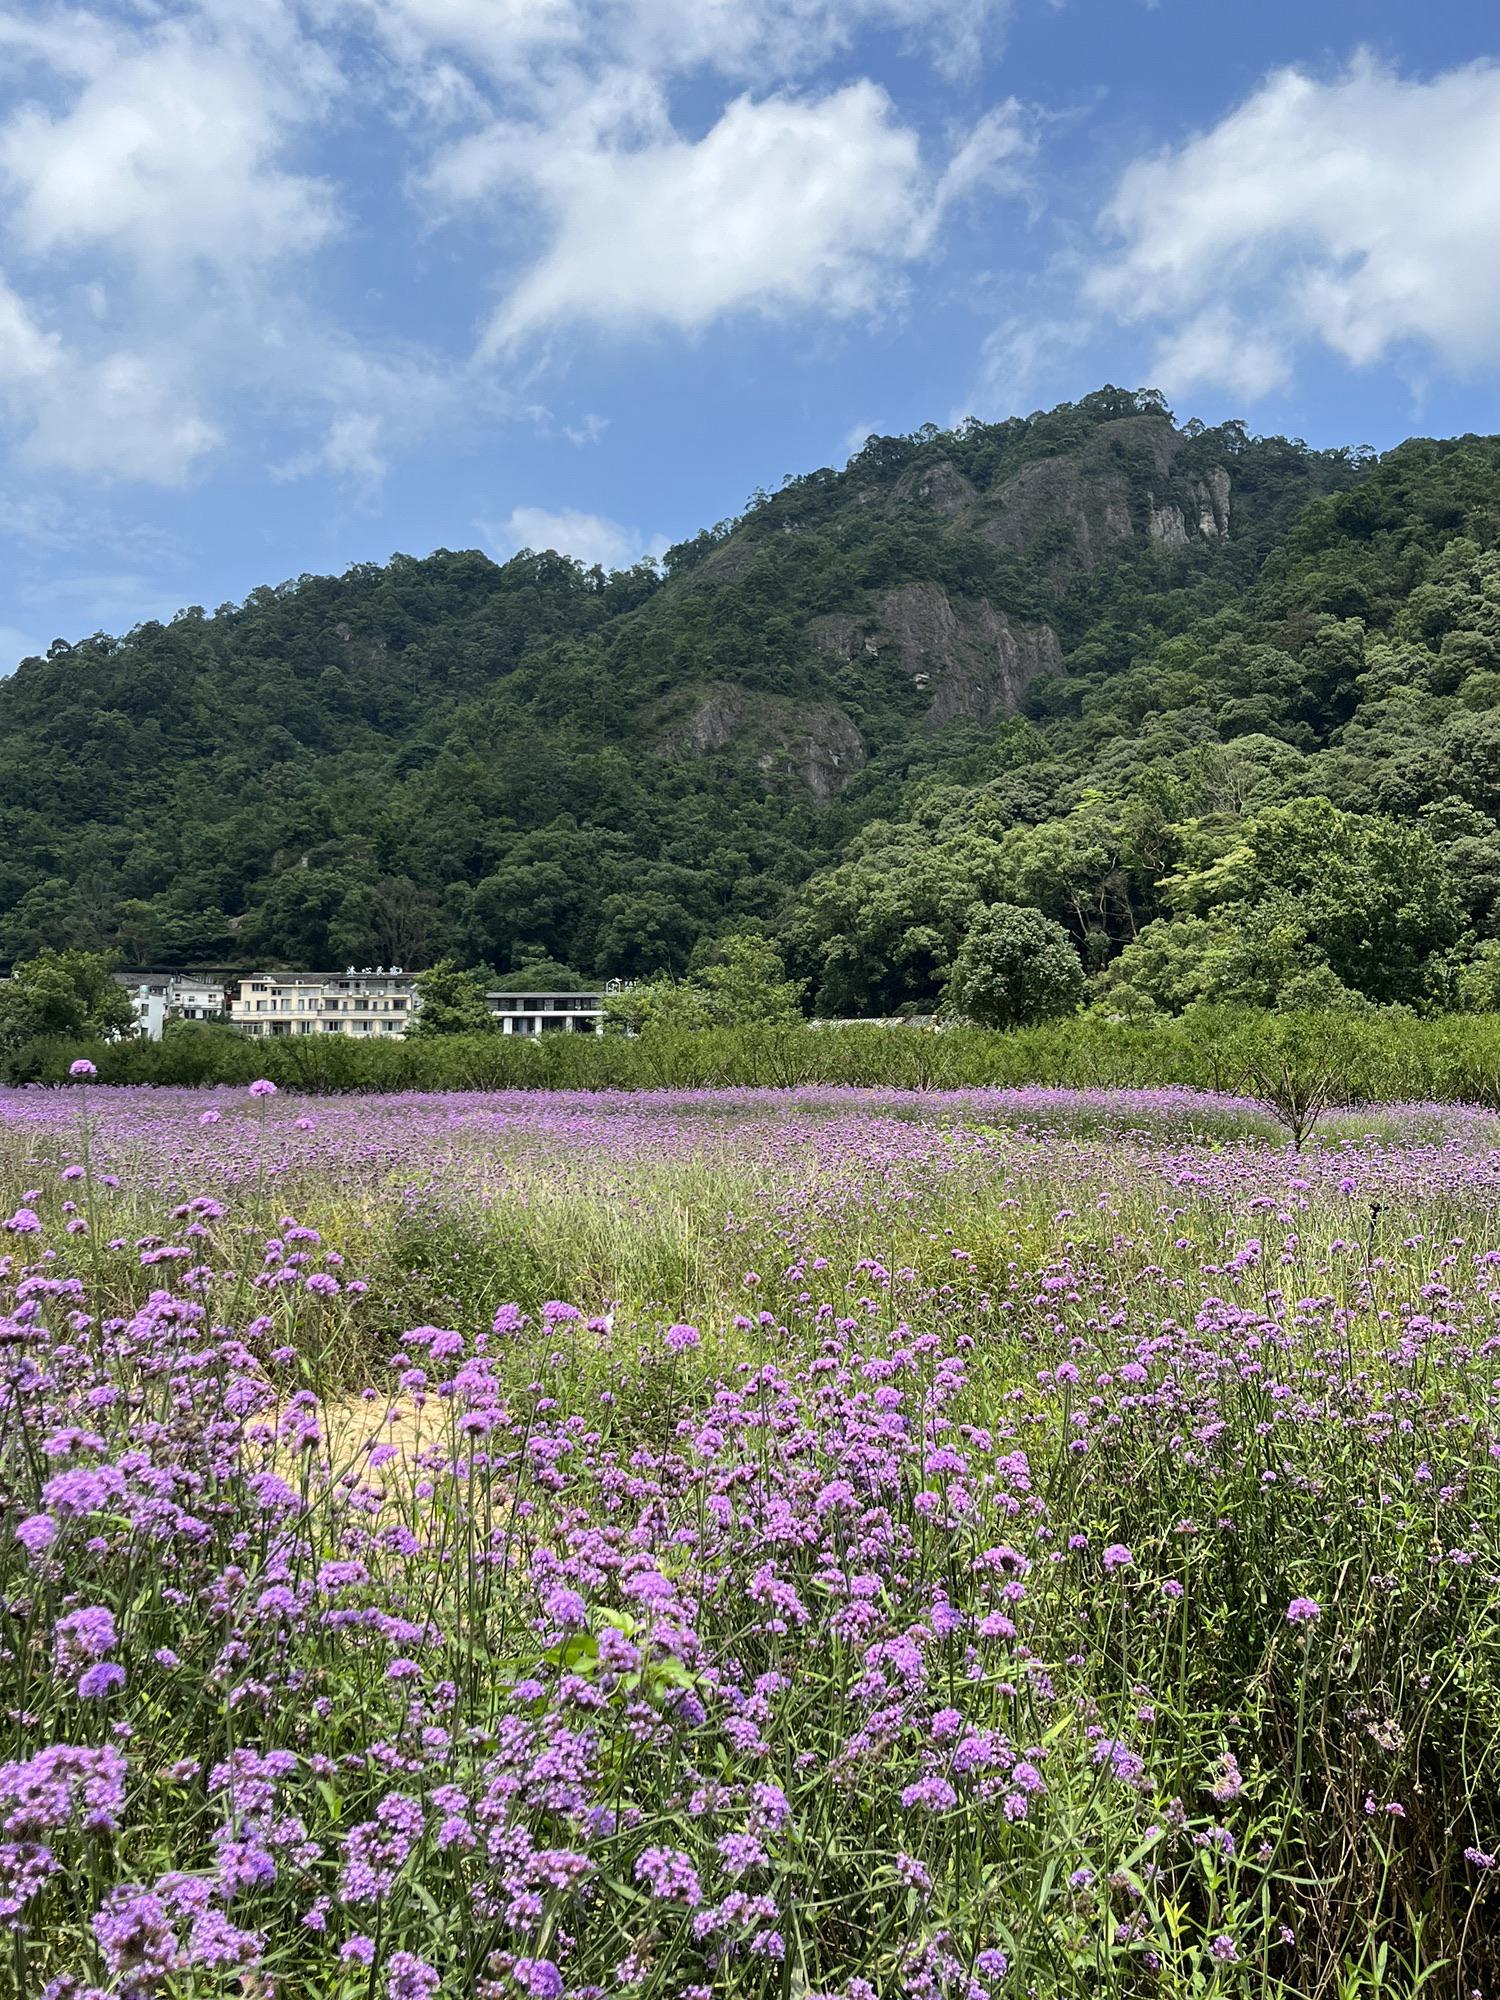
1,1078,1498,1999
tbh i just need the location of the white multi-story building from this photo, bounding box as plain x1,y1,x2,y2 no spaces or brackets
116,973,227,1040
484,990,606,1035
120,974,169,1040
171,977,227,1024
231,968,418,1039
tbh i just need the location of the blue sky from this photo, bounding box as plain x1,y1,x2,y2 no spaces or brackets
3,0,1500,670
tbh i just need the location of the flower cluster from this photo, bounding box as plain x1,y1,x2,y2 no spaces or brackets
0,1081,1495,1994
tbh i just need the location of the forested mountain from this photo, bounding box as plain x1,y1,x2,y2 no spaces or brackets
6,383,1500,1015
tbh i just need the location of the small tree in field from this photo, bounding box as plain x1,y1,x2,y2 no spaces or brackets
694,934,805,1028
1224,1010,1372,1148
603,979,711,1036
0,949,135,1056
491,960,588,994
409,960,494,1036
945,904,1085,1029
606,934,804,1036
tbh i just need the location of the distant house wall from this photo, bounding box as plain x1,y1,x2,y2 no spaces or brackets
231,968,418,1038
484,992,606,1036
115,972,228,1040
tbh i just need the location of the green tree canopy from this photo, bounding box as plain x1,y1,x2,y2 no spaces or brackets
490,960,591,993
1159,795,1461,1006
691,933,805,1027
407,959,495,1036
7,398,1500,1017
605,932,804,1033
0,950,136,1054
944,904,1086,1028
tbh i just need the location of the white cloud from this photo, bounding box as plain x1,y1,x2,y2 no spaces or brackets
0,4,337,278
0,273,219,483
484,504,667,570
0,273,56,379
562,411,609,446
339,0,582,80
966,311,1087,418
271,329,548,491
317,412,389,485
0,0,1030,490
23,349,222,484
475,81,965,345
349,0,1014,94
1087,53,1500,397
0,2,345,481
274,408,390,488
1146,305,1290,404
0,485,181,568
608,0,1014,88
398,0,1030,347
932,99,1033,217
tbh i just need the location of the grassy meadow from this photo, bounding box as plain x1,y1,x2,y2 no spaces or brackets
0,1080,1497,1998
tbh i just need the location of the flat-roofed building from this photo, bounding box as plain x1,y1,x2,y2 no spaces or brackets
115,972,228,1039
119,973,170,1040
484,990,605,1036
231,967,418,1038
170,977,227,1024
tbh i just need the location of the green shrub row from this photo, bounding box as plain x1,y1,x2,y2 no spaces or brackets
10,1008,1500,1106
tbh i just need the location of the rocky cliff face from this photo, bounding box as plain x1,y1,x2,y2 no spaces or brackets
976,416,1232,583
1146,465,1232,548
653,685,867,801
812,584,1062,727
649,405,1237,800
884,458,979,518
861,420,1234,577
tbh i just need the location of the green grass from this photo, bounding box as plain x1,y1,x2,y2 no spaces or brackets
2,1090,1498,1995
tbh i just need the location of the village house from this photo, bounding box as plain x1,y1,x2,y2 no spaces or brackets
483,989,607,1035
115,972,228,1039
231,967,418,1038
171,976,230,1024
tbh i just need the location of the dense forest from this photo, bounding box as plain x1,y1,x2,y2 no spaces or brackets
6,382,1500,1017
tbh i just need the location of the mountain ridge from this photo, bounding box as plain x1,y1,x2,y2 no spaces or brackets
8,385,1500,1015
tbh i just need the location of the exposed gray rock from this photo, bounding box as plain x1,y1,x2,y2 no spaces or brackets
695,535,762,583
976,414,1231,585
979,454,1136,572
654,685,866,801
1147,467,1232,548
877,584,1062,724
886,457,979,518
1147,499,1189,548
1194,466,1232,539
812,583,1062,727
807,614,878,663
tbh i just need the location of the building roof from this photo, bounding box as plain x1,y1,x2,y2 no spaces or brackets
240,968,414,982
485,991,603,1001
